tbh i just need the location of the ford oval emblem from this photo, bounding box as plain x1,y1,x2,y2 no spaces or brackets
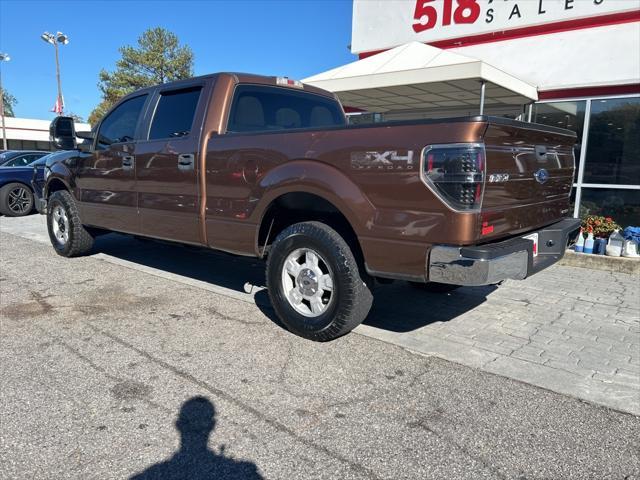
534,168,550,184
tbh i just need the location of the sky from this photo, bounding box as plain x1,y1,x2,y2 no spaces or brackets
0,0,356,122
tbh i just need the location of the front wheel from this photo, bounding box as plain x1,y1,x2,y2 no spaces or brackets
47,190,94,257
0,183,34,217
266,221,373,342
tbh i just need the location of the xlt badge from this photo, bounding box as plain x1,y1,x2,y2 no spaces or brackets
488,173,510,183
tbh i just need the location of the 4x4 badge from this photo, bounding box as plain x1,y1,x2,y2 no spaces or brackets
351,150,415,170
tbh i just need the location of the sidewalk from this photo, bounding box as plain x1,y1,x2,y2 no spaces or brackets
359,265,640,415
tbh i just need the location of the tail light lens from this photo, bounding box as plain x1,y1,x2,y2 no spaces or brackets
421,143,485,211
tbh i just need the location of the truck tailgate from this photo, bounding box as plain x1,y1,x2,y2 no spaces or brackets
480,120,576,240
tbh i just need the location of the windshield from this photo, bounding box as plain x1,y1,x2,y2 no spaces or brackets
31,156,51,166
26,156,44,165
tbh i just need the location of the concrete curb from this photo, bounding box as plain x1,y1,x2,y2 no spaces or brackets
560,250,640,275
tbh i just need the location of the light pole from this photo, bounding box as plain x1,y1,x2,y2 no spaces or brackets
0,52,10,151
41,31,69,115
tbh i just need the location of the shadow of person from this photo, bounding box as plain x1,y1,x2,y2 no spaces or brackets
130,396,263,480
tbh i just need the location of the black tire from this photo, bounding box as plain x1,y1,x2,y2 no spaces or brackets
0,182,34,217
266,221,373,341
409,281,460,293
47,190,94,257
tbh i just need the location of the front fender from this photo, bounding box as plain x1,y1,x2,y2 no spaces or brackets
45,168,74,199
252,159,376,236
44,151,81,199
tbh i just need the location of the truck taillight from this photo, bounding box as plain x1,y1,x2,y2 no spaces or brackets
420,143,485,212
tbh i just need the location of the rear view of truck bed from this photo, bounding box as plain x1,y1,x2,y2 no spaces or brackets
480,118,576,242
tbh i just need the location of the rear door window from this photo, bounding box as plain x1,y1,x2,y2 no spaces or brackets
228,85,344,133
96,94,148,150
148,87,202,140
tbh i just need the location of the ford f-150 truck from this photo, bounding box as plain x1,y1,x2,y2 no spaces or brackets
43,73,580,341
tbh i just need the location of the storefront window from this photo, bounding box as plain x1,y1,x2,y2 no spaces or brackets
533,101,586,182
583,97,640,186
579,188,639,228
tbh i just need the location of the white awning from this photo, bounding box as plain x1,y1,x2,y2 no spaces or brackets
303,42,538,113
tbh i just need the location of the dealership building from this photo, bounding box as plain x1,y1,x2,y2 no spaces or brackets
1,116,90,151
305,0,640,226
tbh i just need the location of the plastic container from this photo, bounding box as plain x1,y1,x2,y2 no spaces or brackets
622,239,639,258
574,228,585,253
607,230,624,257
594,238,607,255
583,232,594,254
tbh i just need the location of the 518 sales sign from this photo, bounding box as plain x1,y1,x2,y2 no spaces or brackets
411,0,628,35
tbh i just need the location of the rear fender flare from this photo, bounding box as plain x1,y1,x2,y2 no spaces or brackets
253,159,375,247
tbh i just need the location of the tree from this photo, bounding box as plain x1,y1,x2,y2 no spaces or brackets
66,112,85,123
88,27,194,125
1,89,17,117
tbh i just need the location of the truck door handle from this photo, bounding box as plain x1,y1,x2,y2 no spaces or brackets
122,155,135,170
178,153,195,171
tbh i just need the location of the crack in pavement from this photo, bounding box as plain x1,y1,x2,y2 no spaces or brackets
35,324,173,416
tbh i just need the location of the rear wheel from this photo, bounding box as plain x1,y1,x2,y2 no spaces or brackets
0,183,34,217
47,190,94,257
266,221,373,341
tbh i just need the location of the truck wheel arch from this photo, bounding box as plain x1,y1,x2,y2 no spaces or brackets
46,177,71,199
253,160,376,263
255,190,368,267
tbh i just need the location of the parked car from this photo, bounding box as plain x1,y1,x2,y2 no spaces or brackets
0,150,49,167
41,73,579,341
0,153,54,216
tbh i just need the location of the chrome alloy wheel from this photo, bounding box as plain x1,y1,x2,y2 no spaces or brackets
51,205,70,245
281,248,335,317
7,186,31,214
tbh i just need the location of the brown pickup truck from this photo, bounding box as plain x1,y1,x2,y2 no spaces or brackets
44,72,580,341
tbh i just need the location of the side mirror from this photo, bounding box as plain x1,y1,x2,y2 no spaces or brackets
76,131,94,153
50,116,77,150
76,131,94,141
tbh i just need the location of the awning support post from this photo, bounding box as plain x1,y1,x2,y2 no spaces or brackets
479,81,486,115
527,103,533,122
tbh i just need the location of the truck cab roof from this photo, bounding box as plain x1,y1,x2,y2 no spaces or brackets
119,72,337,103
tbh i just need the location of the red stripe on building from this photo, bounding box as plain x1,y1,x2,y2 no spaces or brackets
358,11,640,59
539,84,640,100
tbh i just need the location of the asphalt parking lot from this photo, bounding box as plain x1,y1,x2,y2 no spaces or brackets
1,214,639,479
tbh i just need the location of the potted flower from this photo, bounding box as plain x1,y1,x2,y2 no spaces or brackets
582,215,620,238
582,215,620,255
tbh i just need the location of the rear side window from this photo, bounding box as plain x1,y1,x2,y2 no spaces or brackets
97,94,148,149
148,87,202,140
228,85,344,133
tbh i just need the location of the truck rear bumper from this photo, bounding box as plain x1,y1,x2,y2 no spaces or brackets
428,218,581,286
